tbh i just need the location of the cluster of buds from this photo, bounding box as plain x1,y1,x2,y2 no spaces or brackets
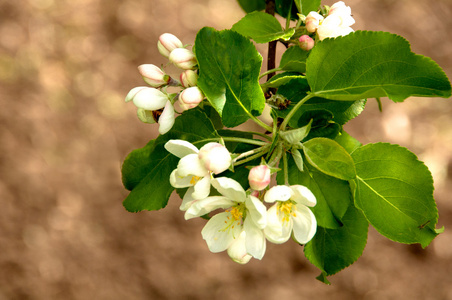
297,1,354,51
165,140,317,264
125,33,205,134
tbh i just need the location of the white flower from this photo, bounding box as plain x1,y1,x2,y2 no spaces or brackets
264,185,317,244
305,11,324,33
169,48,197,70
179,87,204,111
165,140,232,210
317,1,355,41
248,165,271,191
157,33,183,58
198,142,231,174
125,87,175,134
185,177,267,262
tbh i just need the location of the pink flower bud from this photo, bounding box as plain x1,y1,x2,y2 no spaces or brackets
138,64,170,87
305,11,324,33
180,70,198,87
169,48,197,70
179,87,204,111
157,33,183,58
248,165,271,191
299,35,315,51
198,143,231,174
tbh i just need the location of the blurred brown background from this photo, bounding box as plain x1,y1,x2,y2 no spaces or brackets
1,0,452,299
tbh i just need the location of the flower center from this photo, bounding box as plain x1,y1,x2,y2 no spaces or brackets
278,200,297,223
190,175,202,185
221,204,246,236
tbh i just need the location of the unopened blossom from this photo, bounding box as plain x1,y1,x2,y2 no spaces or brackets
248,165,271,191
125,87,175,134
169,48,197,70
264,185,317,244
299,35,315,51
180,70,198,87
198,142,231,174
138,64,170,87
317,1,355,40
179,86,204,111
185,177,267,262
305,11,324,33
157,33,183,58
165,140,231,210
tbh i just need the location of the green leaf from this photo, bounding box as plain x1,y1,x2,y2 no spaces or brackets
275,77,366,127
275,0,298,20
298,0,321,15
279,46,308,73
122,109,219,212
232,12,295,43
351,143,440,247
279,155,351,229
297,109,341,141
307,31,452,102
303,137,356,180
236,0,266,13
261,72,304,89
334,130,362,154
304,205,369,276
195,27,266,127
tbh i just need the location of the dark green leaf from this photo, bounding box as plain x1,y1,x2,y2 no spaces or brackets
304,205,369,276
275,0,298,20
298,0,321,15
303,137,356,180
195,27,266,127
279,46,309,73
236,0,266,13
261,72,305,89
307,31,452,102
351,143,440,247
122,109,219,212
334,130,362,154
232,12,295,43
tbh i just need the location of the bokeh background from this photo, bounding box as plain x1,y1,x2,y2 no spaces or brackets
1,0,452,299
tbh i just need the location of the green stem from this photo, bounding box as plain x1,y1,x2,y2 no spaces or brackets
268,143,283,167
221,136,267,146
259,67,283,80
279,93,315,131
283,151,289,185
250,115,273,132
234,145,270,167
249,131,272,141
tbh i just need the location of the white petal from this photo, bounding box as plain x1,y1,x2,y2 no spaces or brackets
245,196,267,229
263,204,284,244
211,177,247,203
191,175,211,200
158,101,175,134
292,205,317,244
201,212,240,253
185,196,234,220
244,218,266,260
164,140,199,158
264,185,293,203
227,231,252,264
169,169,192,188
125,86,147,102
290,185,316,207
177,154,208,177
180,187,197,211
132,88,168,110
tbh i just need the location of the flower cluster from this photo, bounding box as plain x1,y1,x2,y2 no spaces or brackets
125,33,204,134
165,140,317,264
298,1,355,51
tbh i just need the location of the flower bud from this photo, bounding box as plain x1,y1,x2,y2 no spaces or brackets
180,70,198,87
169,48,197,70
299,35,315,51
127,87,169,111
198,142,231,174
138,64,170,87
179,87,204,111
305,11,324,33
157,33,183,58
248,165,271,191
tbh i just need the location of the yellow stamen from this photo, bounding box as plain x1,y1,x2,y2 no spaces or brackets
190,175,201,185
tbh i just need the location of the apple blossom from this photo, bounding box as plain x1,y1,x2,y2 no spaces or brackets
138,64,170,87
264,185,317,244
317,1,355,40
169,48,197,70
248,165,271,191
180,70,198,87
305,11,324,33
198,142,231,174
299,35,315,51
179,86,204,111
185,177,267,262
157,33,183,58
125,86,175,134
